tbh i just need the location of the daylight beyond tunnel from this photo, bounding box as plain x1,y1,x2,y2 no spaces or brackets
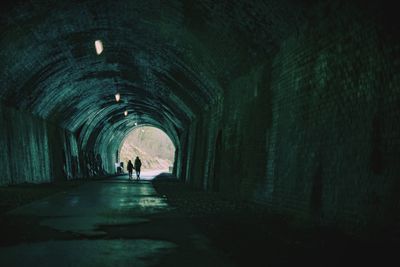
119,126,175,174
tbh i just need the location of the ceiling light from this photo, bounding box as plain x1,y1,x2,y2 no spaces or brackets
115,93,120,102
124,110,128,116
95,40,103,55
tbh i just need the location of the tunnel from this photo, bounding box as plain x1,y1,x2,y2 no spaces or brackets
0,0,399,266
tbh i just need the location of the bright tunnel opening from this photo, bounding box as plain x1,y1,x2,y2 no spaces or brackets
119,126,176,180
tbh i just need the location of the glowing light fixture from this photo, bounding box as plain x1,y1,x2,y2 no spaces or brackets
124,110,128,116
95,40,103,55
134,122,137,126
115,93,121,102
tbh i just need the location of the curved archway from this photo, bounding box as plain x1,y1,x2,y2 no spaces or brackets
118,126,176,179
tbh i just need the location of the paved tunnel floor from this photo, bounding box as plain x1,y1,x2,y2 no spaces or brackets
0,175,234,267
1,175,399,267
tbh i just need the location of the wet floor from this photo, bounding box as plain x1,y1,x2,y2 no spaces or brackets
0,175,234,267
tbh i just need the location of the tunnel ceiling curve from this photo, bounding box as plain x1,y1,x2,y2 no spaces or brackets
0,0,305,152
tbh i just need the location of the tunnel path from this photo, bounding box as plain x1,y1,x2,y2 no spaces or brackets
0,175,234,267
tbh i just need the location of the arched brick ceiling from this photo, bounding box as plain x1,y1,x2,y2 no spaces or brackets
0,0,304,152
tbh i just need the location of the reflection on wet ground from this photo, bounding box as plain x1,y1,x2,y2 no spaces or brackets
0,175,234,266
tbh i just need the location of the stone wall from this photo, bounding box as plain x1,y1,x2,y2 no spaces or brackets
188,3,400,234
0,103,81,185
262,5,400,233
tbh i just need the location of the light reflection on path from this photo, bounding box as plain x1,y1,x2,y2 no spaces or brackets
8,172,171,235
1,171,234,267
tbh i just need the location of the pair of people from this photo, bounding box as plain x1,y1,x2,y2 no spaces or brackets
127,156,142,180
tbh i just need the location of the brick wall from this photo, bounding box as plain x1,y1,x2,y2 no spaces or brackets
199,3,400,234
263,8,399,232
0,103,82,185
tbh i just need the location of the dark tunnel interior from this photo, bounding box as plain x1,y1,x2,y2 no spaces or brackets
0,0,399,266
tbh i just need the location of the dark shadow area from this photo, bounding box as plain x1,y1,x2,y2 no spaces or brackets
152,173,179,182
0,174,129,215
0,181,87,214
0,215,80,247
152,180,400,267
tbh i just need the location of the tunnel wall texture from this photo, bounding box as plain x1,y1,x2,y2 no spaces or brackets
187,4,400,234
0,103,82,185
258,13,399,233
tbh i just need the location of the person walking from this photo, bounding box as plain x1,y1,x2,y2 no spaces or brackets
127,160,134,180
134,156,142,180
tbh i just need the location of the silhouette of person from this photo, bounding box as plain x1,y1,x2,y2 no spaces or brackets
134,156,142,180
127,160,134,180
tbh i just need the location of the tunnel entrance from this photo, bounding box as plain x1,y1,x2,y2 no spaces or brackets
119,126,175,179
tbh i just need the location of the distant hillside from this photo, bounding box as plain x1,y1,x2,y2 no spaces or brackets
120,127,175,171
